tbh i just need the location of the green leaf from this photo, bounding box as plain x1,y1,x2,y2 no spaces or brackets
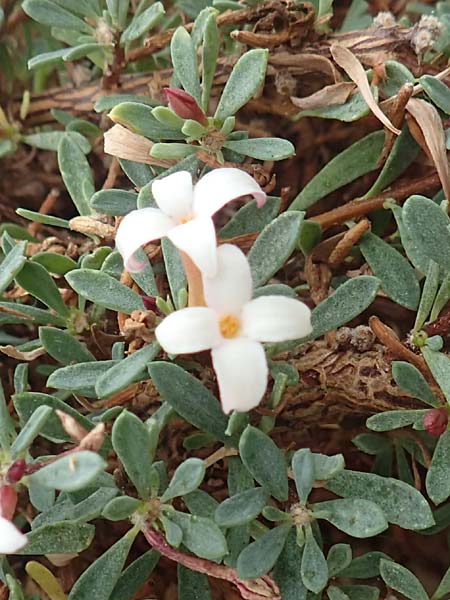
63,43,107,61
273,528,308,600
433,563,450,600
248,211,304,287
201,12,219,110
112,410,154,498
215,49,269,121
22,0,92,31
326,469,434,530
178,565,212,600
239,425,288,501
68,531,136,600
0,241,26,294
219,196,281,239
327,544,352,577
90,189,138,215
121,2,164,43
15,261,69,317
366,410,428,432
237,523,291,580
328,586,351,600
34,487,118,528
359,232,419,309
214,487,268,527
39,326,94,364
420,74,450,115
313,498,388,538
102,496,141,521
290,131,385,210
379,559,428,600
31,252,78,275
365,126,419,198
23,130,91,154
13,391,93,443
301,526,329,594
110,550,159,600
148,362,231,443
312,453,345,480
96,342,160,398
161,458,205,502
223,138,295,161
422,347,450,404
169,511,228,560
414,260,440,331
392,361,438,406
0,302,63,327
402,195,450,272
292,448,314,503
10,405,53,457
0,381,15,449
17,209,70,230
66,269,144,313
95,94,158,113
337,585,380,600
426,430,450,504
109,102,185,141
340,551,391,579
171,27,201,102
30,451,106,491
161,238,187,308
19,522,95,555
310,276,380,339
47,360,117,394
58,134,94,215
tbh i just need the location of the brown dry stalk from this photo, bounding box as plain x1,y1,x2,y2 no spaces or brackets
368,316,430,377
328,219,371,267
311,171,441,230
378,82,414,166
142,526,281,600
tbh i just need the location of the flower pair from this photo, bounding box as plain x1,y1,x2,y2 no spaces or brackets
115,168,312,413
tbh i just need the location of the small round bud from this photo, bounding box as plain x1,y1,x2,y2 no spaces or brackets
6,459,26,484
142,295,157,311
424,408,449,437
164,88,208,125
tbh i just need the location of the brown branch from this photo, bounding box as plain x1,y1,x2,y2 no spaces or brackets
142,526,281,600
328,218,371,267
311,171,441,230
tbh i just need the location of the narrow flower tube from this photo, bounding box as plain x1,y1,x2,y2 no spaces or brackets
0,486,27,554
156,244,312,414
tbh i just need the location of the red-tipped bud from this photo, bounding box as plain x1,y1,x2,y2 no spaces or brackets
6,459,26,484
164,88,208,125
0,486,18,521
424,408,449,437
142,295,158,311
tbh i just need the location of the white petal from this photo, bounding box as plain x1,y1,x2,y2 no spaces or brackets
155,307,221,354
152,171,194,221
116,208,174,272
167,216,217,277
241,296,312,342
0,517,27,554
203,244,252,314
211,338,268,414
193,168,267,217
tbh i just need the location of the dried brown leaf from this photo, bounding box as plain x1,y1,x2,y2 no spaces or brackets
330,44,401,135
0,345,46,361
104,124,174,168
406,97,450,201
290,82,356,110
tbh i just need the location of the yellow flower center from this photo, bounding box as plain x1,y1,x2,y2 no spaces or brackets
219,314,241,339
180,214,193,224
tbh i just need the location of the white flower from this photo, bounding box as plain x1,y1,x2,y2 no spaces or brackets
0,517,27,554
155,244,312,414
115,168,266,277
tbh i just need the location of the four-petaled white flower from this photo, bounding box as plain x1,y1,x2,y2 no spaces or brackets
155,245,312,414
0,486,27,554
116,168,266,277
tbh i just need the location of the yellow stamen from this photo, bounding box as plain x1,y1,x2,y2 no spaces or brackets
219,315,241,338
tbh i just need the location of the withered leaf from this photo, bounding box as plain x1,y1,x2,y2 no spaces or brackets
291,82,356,110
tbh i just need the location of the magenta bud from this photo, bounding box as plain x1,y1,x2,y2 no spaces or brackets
142,295,157,311
424,408,449,437
0,486,18,521
6,459,26,484
164,88,208,125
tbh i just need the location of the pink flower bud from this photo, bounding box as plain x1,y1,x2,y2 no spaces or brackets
6,459,26,484
424,408,449,437
142,295,157,311
164,88,208,125
0,486,18,521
